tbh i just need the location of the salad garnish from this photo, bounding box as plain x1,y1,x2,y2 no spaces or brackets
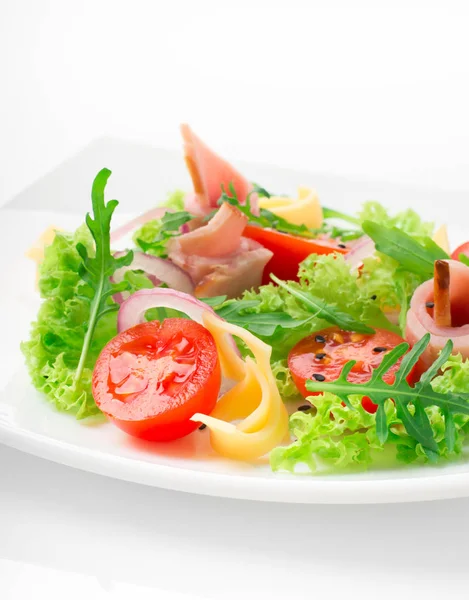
73,168,134,388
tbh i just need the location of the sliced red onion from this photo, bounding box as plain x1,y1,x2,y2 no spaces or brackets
117,288,240,356
344,235,375,269
110,207,169,244
111,251,194,304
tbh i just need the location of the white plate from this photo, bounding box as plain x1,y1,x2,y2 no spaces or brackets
2,138,469,504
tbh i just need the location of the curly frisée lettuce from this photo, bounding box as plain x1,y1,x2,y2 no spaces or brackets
358,201,434,240
21,226,108,417
271,394,387,473
21,169,151,419
357,201,437,331
272,351,469,474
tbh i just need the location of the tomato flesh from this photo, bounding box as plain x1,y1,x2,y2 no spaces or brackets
243,225,349,283
288,327,417,414
92,318,221,441
451,241,469,262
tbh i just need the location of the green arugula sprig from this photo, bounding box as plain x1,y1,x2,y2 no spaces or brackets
216,183,314,237
251,183,272,198
216,298,312,336
306,334,469,460
459,254,469,267
74,168,134,386
271,274,375,334
362,220,450,278
213,183,362,241
136,210,193,257
322,206,360,225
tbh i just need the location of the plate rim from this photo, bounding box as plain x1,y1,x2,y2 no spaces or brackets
3,421,469,504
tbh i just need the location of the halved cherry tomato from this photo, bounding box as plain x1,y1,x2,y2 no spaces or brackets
243,225,349,283
451,241,469,262
288,327,418,414
92,318,221,441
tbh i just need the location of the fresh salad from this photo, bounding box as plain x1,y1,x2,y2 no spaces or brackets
22,124,469,474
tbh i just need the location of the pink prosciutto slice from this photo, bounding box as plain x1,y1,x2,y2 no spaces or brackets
181,124,258,216
194,242,272,298
406,259,469,370
168,203,272,298
176,202,248,258
170,237,272,298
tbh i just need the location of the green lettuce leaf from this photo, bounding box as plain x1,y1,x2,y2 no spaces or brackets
134,210,192,257
358,201,434,240
22,224,152,419
270,394,387,473
163,189,185,211
357,201,436,332
271,353,469,474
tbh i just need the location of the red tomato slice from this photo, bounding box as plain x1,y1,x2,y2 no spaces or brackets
243,225,349,283
288,327,417,414
92,318,221,441
451,241,469,261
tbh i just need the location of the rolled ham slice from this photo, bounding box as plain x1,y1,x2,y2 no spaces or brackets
168,203,272,299
194,241,272,299
181,124,258,216
406,260,469,370
175,202,248,258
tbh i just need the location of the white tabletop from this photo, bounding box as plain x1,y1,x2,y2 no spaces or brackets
3,1,469,598
2,444,469,600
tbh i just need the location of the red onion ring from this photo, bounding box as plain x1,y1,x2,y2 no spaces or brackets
117,288,240,356
344,235,375,269
111,251,194,304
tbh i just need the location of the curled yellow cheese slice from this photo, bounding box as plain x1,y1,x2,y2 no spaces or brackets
433,224,450,255
191,312,289,461
26,226,59,287
258,186,323,229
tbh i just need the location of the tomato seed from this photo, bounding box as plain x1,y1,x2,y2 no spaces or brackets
297,404,311,412
315,335,326,343
315,352,326,360
373,346,387,353
425,301,435,308
313,373,326,381
338,243,346,249
199,424,207,430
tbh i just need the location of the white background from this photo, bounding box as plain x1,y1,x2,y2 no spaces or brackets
2,0,469,205
2,1,469,598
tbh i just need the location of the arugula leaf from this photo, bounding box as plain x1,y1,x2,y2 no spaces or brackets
251,183,272,198
217,183,315,238
271,274,375,334
74,169,133,386
199,295,228,308
216,298,311,337
136,210,192,257
362,220,449,278
305,335,469,458
212,183,363,241
459,254,469,267
322,207,360,225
